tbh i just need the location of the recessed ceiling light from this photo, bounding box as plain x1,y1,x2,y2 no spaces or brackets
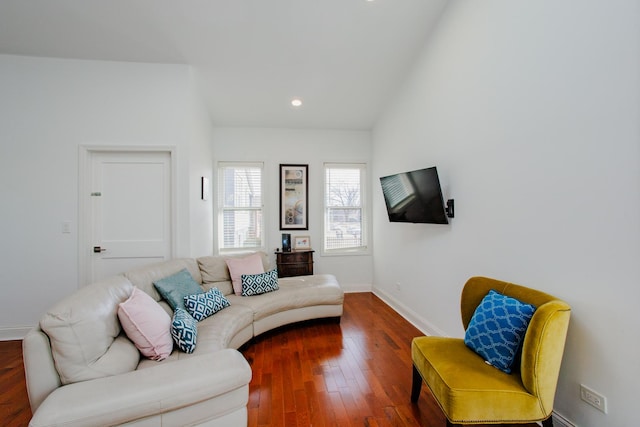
291,98,303,107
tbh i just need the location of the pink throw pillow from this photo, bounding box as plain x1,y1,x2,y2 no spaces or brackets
118,287,173,361
226,253,265,295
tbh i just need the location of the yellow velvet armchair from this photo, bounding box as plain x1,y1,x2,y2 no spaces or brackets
411,276,571,426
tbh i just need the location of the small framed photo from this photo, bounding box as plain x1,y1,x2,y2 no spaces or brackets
294,235,311,250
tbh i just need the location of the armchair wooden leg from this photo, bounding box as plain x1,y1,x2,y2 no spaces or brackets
542,415,554,427
411,365,422,403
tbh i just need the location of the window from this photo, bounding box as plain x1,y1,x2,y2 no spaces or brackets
324,163,367,253
218,162,264,251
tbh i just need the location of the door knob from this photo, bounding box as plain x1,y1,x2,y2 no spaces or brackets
93,246,107,253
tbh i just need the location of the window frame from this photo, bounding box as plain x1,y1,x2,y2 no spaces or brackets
216,161,266,254
322,162,369,256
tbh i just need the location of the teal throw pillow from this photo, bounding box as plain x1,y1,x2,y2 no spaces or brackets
464,290,536,373
241,269,279,296
171,308,197,353
183,287,230,321
153,269,202,312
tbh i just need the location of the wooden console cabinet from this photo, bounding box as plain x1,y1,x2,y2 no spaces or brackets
275,250,314,278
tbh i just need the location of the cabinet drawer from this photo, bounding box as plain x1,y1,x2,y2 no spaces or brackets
275,250,314,278
282,252,310,263
279,265,311,277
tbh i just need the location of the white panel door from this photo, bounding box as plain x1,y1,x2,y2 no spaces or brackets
89,151,172,282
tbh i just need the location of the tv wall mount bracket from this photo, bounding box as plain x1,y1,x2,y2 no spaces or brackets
446,199,455,218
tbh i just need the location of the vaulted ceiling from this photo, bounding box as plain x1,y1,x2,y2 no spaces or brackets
0,0,447,129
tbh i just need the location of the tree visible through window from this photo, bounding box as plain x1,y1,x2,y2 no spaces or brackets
218,163,263,251
324,163,366,252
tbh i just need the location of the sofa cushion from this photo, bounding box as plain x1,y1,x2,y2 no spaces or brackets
39,276,140,385
226,253,265,296
241,269,279,296
124,258,202,302
136,304,255,369
184,287,230,321
228,274,343,322
117,287,173,361
171,308,198,353
153,269,203,312
196,304,254,350
464,290,536,373
197,252,270,296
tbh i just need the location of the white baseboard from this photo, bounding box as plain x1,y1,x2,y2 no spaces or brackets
343,283,373,293
372,286,447,337
0,326,33,341
536,413,576,427
550,411,577,427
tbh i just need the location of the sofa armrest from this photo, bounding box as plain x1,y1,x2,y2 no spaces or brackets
23,328,62,413
29,349,251,427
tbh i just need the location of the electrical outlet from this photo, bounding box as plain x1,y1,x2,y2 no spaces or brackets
580,384,607,413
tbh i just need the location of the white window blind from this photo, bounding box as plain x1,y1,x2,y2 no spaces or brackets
218,162,263,251
324,163,367,253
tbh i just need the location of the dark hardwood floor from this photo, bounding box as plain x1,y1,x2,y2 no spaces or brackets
0,292,539,427
0,340,31,427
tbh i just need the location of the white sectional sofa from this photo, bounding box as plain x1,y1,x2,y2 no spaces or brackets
22,252,344,427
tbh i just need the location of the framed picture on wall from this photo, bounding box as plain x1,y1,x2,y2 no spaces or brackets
280,164,308,230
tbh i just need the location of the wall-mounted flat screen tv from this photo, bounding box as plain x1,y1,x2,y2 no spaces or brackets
380,166,449,224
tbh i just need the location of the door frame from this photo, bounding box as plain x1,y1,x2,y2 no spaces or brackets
78,145,178,287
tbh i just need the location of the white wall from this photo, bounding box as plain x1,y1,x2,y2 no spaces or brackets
371,2,639,427
212,127,373,291
0,55,214,338
186,68,216,258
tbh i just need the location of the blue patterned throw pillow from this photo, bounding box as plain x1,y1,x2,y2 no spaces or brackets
171,308,197,353
183,288,230,321
464,290,536,373
241,269,279,296
153,269,203,312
